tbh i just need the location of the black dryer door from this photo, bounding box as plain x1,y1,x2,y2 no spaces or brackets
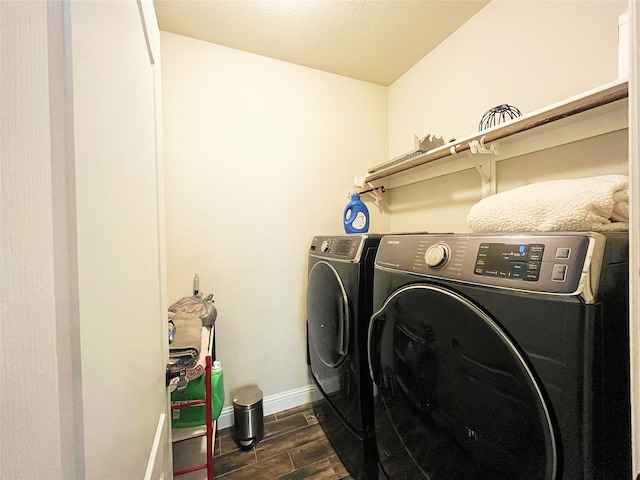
369,284,557,480
307,260,350,372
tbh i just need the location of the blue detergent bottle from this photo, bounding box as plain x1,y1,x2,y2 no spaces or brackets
343,193,369,234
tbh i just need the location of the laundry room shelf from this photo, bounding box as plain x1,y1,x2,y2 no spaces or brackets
363,79,628,193
171,355,216,480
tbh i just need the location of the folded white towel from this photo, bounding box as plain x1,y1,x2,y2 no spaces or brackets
467,174,629,233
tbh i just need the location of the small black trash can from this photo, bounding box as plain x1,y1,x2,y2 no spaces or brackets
233,385,264,449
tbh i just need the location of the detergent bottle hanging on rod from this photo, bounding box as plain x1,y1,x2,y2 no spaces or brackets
343,193,369,234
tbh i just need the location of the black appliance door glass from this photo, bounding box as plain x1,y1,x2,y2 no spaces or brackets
307,261,349,368
369,284,556,480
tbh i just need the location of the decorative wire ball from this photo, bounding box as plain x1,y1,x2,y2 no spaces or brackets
478,104,522,131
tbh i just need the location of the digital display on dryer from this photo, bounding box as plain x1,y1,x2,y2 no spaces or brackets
499,244,528,259
333,240,353,256
474,243,544,281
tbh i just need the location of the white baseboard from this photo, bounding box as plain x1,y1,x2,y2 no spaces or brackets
216,384,321,430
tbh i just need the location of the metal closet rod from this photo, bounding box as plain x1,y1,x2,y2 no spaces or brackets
363,80,629,184
358,185,385,195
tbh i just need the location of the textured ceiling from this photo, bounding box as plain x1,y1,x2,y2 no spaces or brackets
153,0,489,86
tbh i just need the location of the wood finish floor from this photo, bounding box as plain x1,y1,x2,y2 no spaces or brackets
214,402,353,479
173,402,353,479
215,402,352,479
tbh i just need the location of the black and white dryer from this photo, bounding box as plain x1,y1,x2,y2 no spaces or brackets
368,232,631,480
307,234,381,479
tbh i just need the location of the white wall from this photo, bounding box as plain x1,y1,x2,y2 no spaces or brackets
0,2,80,477
387,0,628,233
69,2,169,477
161,33,388,410
1,1,170,479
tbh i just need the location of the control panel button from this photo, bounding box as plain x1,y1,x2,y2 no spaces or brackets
425,244,449,268
555,247,571,259
525,271,540,281
507,262,526,279
551,264,568,282
529,244,545,261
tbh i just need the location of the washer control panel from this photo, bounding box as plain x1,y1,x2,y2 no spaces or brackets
473,242,545,281
309,235,365,262
376,234,595,294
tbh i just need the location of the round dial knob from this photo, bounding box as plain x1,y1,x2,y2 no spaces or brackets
425,244,449,268
320,240,331,252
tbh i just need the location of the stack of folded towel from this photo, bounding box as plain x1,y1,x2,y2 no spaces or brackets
168,311,202,370
467,174,629,233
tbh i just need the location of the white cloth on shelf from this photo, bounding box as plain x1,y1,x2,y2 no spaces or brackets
467,174,629,233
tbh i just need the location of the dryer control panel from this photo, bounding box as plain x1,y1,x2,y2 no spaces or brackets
309,235,367,262
375,234,599,294
473,242,545,281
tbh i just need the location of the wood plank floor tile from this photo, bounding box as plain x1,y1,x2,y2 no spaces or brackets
214,447,257,476
214,436,221,457
255,423,326,461
218,433,238,456
274,404,313,420
304,410,319,425
328,453,352,479
263,412,309,440
217,452,294,479
276,458,339,479
289,436,337,470
263,413,278,425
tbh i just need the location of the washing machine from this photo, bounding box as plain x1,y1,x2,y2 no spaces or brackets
307,234,382,479
368,233,631,480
